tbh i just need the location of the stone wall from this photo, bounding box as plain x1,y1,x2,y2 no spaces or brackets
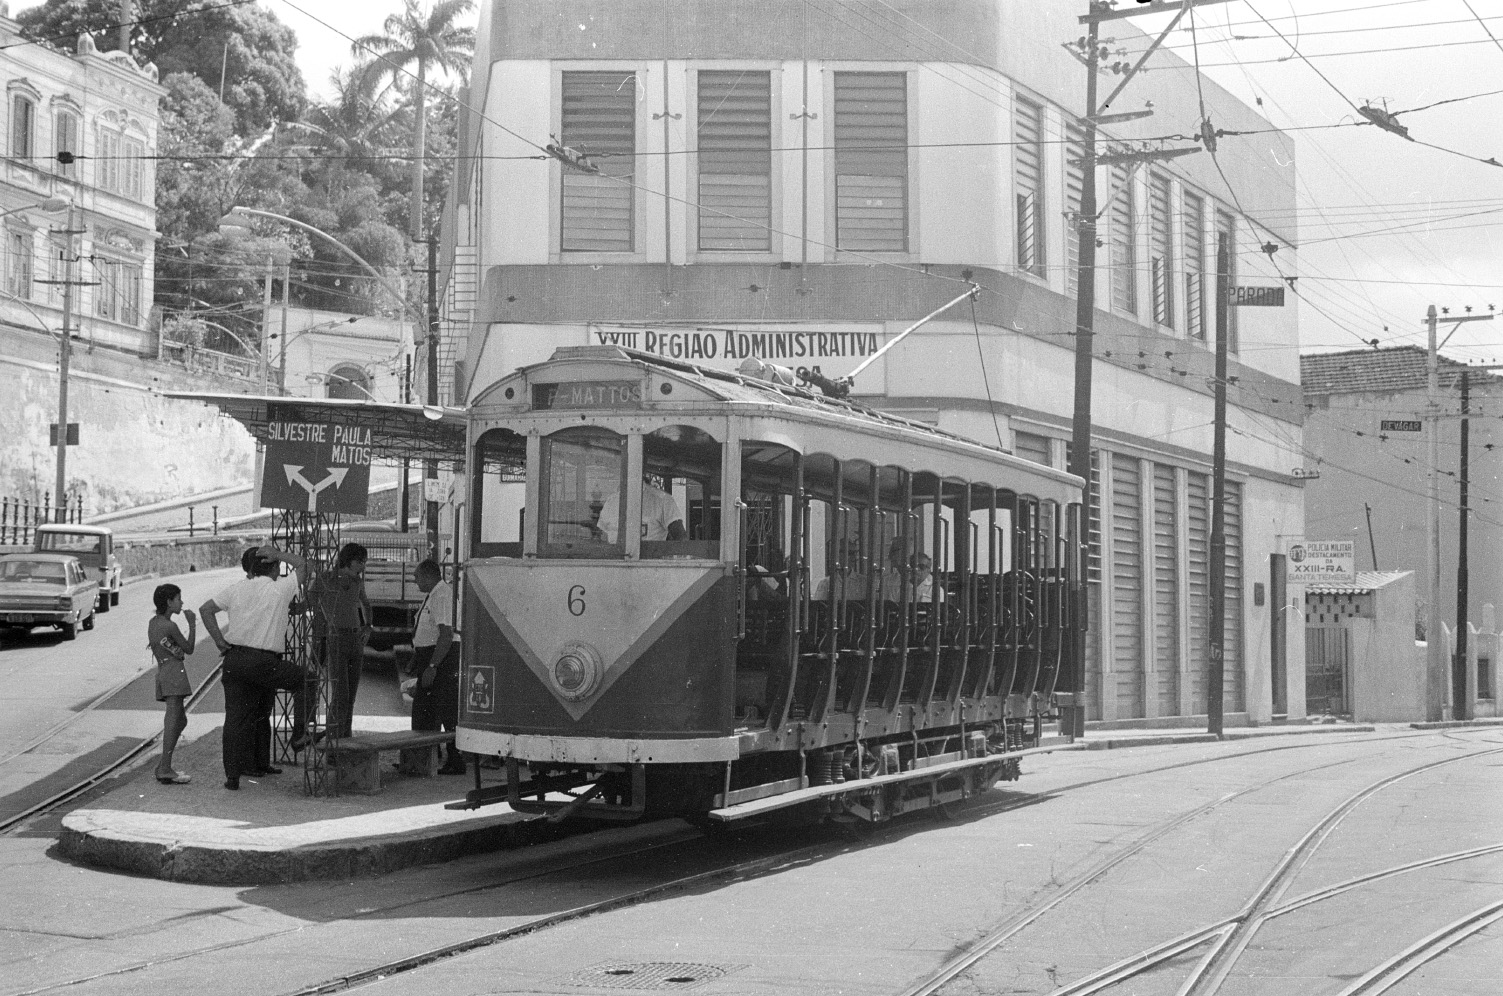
1,325,258,515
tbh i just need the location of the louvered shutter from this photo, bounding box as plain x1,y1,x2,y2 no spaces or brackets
1150,173,1173,327
1184,191,1206,340
1111,454,1144,718
1110,164,1137,315
1065,119,1086,298
1153,464,1180,714
1223,480,1245,712
1014,430,1052,467
1187,471,1209,713
698,70,771,251
1014,98,1044,276
561,71,636,252
834,72,907,252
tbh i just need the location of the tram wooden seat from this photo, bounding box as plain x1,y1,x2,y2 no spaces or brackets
324,730,456,795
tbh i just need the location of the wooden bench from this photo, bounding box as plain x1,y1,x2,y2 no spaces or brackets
324,730,456,795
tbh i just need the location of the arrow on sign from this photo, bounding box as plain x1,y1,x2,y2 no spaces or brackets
284,465,350,512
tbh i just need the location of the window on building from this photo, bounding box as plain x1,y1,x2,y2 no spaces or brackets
1065,119,1087,299
326,364,371,400
6,228,32,298
11,94,34,160
1149,172,1173,328
1013,430,1052,467
1184,190,1205,340
1215,208,1238,353
1014,97,1045,277
560,71,636,253
96,128,145,200
94,255,142,325
697,70,771,252
1109,164,1137,316
833,71,907,252
54,110,77,177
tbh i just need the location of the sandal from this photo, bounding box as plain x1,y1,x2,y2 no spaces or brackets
156,773,192,785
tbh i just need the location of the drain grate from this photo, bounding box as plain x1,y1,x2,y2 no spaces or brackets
552,961,743,991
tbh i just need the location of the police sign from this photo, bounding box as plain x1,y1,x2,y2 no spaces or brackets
1286,540,1355,584
259,408,373,514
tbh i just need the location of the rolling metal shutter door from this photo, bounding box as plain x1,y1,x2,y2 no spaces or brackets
1014,98,1044,276
1111,453,1144,717
834,72,907,252
1109,164,1137,315
1224,481,1245,711
1184,191,1205,340
697,71,771,251
1187,471,1209,714
1014,430,1051,467
1149,173,1173,328
561,71,636,252
1153,463,1180,715
1065,120,1085,299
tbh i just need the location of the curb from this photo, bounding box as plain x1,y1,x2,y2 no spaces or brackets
1079,724,1378,751
1409,718,1503,730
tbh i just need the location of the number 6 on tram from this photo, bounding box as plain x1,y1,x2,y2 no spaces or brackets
457,346,1086,825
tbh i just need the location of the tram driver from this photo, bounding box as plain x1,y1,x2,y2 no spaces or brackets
592,477,686,543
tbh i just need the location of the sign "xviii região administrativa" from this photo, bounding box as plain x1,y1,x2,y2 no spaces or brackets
1286,540,1356,584
259,414,372,514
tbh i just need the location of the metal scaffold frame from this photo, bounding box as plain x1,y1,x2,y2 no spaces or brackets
271,509,342,796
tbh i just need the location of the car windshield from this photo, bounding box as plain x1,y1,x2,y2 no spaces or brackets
0,560,67,584
37,532,102,555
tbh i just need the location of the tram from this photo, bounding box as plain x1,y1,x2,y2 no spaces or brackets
456,345,1085,824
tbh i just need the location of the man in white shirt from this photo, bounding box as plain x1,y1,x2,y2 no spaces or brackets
409,559,466,774
200,545,310,790
595,479,686,543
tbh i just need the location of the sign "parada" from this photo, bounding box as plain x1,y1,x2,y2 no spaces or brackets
1286,539,1355,584
1232,285,1286,307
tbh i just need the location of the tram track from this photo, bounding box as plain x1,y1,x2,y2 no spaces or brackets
902,736,1503,996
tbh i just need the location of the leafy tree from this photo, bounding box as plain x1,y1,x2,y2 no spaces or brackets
353,0,474,238
17,0,306,131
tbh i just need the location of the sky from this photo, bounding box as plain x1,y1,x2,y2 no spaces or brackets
10,1,1503,363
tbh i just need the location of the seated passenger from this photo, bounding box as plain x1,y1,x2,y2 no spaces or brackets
878,541,938,604
812,541,871,602
593,478,686,543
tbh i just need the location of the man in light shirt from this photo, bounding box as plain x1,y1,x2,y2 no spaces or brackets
200,545,310,790
594,479,686,543
409,559,466,774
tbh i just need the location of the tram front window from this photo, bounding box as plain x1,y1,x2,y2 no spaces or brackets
539,427,626,558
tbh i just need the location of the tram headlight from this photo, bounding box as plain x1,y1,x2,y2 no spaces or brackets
551,641,602,701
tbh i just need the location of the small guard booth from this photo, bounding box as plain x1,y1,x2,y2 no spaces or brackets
1304,571,1421,721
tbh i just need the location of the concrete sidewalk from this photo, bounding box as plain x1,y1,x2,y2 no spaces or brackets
57,718,1415,887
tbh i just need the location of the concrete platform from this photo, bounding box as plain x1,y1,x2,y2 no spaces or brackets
59,727,531,886
56,718,1392,887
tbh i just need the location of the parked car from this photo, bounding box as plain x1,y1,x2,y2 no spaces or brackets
0,553,99,640
33,524,121,612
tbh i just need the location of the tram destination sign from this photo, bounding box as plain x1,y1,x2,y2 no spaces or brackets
259,408,372,514
1285,539,1355,584
1232,285,1286,307
533,381,643,410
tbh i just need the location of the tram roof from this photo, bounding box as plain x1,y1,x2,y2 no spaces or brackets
490,347,1084,498
161,392,469,466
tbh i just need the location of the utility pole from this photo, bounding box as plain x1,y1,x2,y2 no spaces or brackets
1423,306,1492,720
425,236,441,559
52,202,77,522
1208,242,1230,736
1456,368,1470,722
1068,0,1218,735
259,255,273,394
277,258,291,394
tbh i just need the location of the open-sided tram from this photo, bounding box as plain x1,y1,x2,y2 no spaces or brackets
457,345,1085,824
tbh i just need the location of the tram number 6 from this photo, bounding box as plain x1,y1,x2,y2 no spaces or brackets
567,585,587,616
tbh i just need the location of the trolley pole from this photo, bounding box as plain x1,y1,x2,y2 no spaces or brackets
1208,243,1230,737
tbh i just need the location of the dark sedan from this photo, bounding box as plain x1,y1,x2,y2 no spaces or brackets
0,553,99,640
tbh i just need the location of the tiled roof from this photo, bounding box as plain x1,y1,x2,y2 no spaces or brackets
1301,346,1501,397
1306,570,1413,594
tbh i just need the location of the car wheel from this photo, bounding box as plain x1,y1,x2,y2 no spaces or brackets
82,612,94,631
110,590,119,606
97,593,111,613
62,620,77,640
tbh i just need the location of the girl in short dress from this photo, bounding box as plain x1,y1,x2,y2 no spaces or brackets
149,583,196,784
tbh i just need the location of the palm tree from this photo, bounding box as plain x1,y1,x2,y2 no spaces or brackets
293,66,405,199
353,0,475,239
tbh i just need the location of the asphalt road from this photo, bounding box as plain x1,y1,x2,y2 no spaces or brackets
2,726,1499,996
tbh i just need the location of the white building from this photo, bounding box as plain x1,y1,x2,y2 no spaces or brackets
0,12,163,357
438,0,1309,724
272,306,411,405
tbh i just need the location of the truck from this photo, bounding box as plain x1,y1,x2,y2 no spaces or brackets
33,524,121,613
